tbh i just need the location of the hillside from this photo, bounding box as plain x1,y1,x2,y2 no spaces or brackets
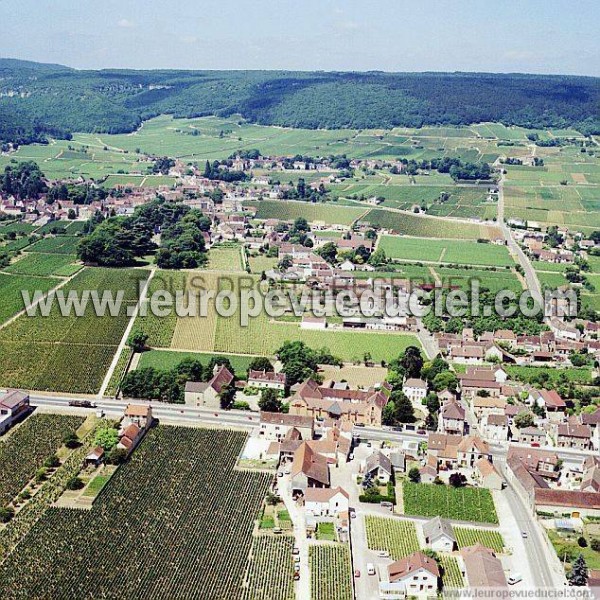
0,59,599,145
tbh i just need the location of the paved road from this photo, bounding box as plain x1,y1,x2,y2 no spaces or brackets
497,173,544,309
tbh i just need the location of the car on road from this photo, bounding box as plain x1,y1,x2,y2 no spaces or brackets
294,564,300,573
292,546,299,555
68,400,96,408
521,531,528,539
367,563,376,576
354,569,361,578
277,472,283,478
293,572,300,581
354,423,365,428
508,573,523,585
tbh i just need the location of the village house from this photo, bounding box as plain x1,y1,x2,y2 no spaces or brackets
290,442,330,495
581,408,600,451
402,378,428,408
363,451,393,484
482,413,510,441
518,426,547,446
456,436,492,468
0,389,30,435
122,404,154,430
556,423,593,450
460,544,507,588
304,486,349,517
184,365,234,408
258,412,314,442
422,516,457,552
438,400,468,435
379,551,440,599
475,458,504,490
248,370,287,391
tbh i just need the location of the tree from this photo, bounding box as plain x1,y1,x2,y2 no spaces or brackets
94,427,119,451
399,346,424,379
127,330,149,353
425,393,440,415
219,383,236,410
62,432,80,449
391,391,416,424
317,241,338,264
513,411,535,429
43,455,60,469
247,357,274,374
569,554,588,586
258,388,283,413
449,473,467,488
590,538,600,552
0,507,15,524
408,467,421,483
66,476,84,491
106,447,128,465
368,248,388,268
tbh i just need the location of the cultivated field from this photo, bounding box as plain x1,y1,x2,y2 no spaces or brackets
0,414,84,507
252,199,366,227
0,268,147,393
0,273,58,326
241,535,295,600
310,544,353,600
205,244,245,272
379,236,513,267
27,236,80,255
5,253,82,278
364,516,420,560
454,527,506,553
403,482,498,524
439,555,465,588
0,427,271,599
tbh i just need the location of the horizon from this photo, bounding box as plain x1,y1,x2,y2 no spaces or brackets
1,0,599,77
3,56,600,79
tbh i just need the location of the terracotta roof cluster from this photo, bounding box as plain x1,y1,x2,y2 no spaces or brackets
260,412,313,429
304,486,349,503
249,370,286,385
291,442,329,486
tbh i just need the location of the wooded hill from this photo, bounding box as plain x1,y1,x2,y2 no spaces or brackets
1,58,599,145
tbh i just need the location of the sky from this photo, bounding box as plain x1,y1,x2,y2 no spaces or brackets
1,0,599,76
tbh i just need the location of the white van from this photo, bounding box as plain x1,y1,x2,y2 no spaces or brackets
367,563,376,576
508,573,522,585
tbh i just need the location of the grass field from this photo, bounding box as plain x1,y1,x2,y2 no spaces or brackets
379,236,513,267
403,482,498,524
310,544,353,600
0,427,271,599
364,516,420,560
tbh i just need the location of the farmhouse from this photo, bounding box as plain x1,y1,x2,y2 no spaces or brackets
0,389,30,435
304,486,349,516
291,442,330,495
422,516,457,552
379,551,440,599
122,404,154,429
248,370,287,391
184,365,234,408
258,412,314,442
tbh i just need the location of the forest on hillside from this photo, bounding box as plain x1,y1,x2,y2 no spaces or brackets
0,59,599,145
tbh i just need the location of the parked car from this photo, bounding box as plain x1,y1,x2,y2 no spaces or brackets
521,531,528,539
508,573,523,585
292,546,300,555
367,563,376,576
354,569,361,578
